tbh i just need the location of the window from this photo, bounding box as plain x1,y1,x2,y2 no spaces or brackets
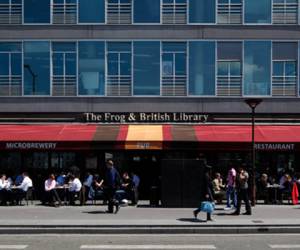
272,42,298,96
24,41,51,95
52,0,77,24
52,42,77,96
0,0,22,24
244,41,271,96
162,0,187,24
79,0,105,23
0,42,22,96
24,0,50,23
133,0,160,23
189,0,216,23
107,0,132,24
189,41,215,96
162,42,187,96
107,42,132,96
272,0,298,24
133,41,160,95
217,42,242,96
245,0,271,23
78,41,105,95
217,0,243,24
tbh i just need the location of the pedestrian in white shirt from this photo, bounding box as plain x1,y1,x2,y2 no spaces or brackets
68,175,82,205
0,174,10,205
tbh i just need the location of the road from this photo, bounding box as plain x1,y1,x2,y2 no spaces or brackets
0,234,300,250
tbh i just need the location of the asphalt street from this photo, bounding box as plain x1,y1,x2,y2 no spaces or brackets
0,234,300,250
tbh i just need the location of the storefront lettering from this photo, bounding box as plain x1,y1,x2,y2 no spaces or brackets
255,143,295,151
5,142,57,150
84,112,209,124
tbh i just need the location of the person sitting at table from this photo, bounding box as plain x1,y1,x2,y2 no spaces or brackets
279,173,292,203
15,172,33,204
0,174,11,205
121,172,134,203
257,173,270,204
44,173,59,207
212,172,226,204
56,171,66,186
68,174,82,205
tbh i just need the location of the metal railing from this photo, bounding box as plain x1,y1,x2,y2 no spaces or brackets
162,75,187,96
107,1,132,24
217,2,242,24
52,76,77,96
272,76,297,96
0,2,22,24
0,75,22,96
217,76,242,96
107,75,131,96
273,1,298,24
52,2,77,24
162,2,187,24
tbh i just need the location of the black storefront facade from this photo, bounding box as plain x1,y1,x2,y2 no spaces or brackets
0,111,300,206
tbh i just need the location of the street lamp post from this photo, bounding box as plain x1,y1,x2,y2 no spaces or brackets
245,98,262,207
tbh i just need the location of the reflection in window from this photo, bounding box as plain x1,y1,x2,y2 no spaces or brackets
162,42,187,96
217,0,242,24
0,42,22,96
272,0,298,24
24,0,50,23
245,0,271,23
189,41,215,96
52,0,77,24
52,42,77,96
244,41,271,96
107,0,132,24
162,0,187,24
189,0,215,23
133,41,160,95
133,0,160,23
79,0,105,23
107,42,132,96
78,41,105,95
0,0,22,24
272,42,298,96
24,41,50,95
217,42,242,96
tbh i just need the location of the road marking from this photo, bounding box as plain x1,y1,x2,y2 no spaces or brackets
0,245,28,249
269,245,300,249
80,245,216,249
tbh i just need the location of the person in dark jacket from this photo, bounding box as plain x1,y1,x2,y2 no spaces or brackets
104,160,121,214
193,161,214,221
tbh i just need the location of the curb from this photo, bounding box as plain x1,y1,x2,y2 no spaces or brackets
1,225,300,234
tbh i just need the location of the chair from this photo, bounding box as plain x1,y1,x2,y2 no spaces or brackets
25,187,34,205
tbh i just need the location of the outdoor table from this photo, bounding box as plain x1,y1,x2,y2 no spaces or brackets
55,185,70,205
267,184,281,204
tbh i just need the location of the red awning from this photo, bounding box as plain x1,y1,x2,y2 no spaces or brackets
0,124,299,150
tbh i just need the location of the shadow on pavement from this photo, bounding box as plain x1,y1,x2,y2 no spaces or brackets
82,210,107,214
177,218,208,223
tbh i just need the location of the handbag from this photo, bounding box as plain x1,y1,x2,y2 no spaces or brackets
200,201,215,214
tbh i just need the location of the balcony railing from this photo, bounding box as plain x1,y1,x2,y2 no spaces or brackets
217,2,242,24
0,2,22,24
107,1,132,24
217,76,242,96
162,2,187,24
162,75,187,96
272,76,297,96
0,75,22,96
52,76,76,96
107,75,131,96
52,2,77,24
273,2,298,24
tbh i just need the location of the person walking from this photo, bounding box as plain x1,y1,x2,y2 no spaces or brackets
233,166,252,215
193,161,214,221
224,166,237,210
104,160,121,214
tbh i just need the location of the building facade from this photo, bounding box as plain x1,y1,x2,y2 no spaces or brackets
1,0,300,201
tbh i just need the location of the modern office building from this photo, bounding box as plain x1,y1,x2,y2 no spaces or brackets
0,0,300,202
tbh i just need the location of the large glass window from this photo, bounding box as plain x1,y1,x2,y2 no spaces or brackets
217,42,242,96
133,0,160,23
79,0,105,23
0,0,22,24
107,0,132,24
272,42,297,96
78,41,105,95
133,41,160,95
245,0,271,23
244,41,271,96
217,0,243,24
189,41,215,96
0,42,22,96
162,42,187,96
162,0,187,24
52,42,77,96
24,41,50,95
52,0,77,24
24,0,50,23
107,42,132,96
189,0,216,23
272,0,298,24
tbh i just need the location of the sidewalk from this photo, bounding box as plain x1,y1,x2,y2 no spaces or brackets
0,203,299,234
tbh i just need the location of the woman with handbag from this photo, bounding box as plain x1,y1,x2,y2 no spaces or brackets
193,163,215,221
